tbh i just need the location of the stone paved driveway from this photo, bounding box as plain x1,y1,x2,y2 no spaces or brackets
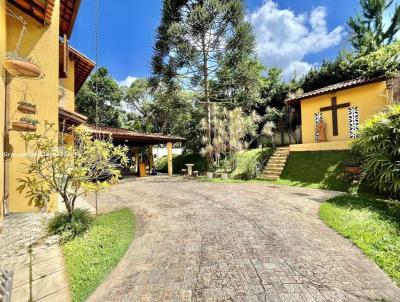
87,176,400,302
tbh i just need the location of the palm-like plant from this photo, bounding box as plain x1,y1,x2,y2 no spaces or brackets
353,104,400,198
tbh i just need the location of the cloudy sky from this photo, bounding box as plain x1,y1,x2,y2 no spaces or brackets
71,0,397,85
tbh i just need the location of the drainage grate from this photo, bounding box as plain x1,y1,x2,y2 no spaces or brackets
0,270,13,302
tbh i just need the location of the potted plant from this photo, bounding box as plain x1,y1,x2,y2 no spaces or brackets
342,148,364,175
219,159,231,180
12,116,39,132
17,101,37,114
4,52,42,79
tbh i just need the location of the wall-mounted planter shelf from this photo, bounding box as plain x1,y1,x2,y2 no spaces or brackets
12,122,37,132
17,104,37,114
4,59,42,78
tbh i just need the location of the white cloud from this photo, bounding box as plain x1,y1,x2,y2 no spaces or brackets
249,1,345,79
117,76,138,87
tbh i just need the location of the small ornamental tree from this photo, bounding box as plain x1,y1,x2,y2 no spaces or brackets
353,104,400,198
200,106,260,170
17,122,128,218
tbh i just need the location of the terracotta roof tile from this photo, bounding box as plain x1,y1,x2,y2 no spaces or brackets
285,76,386,104
86,125,186,144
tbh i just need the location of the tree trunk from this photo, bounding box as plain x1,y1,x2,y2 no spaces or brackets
64,197,73,219
202,34,212,170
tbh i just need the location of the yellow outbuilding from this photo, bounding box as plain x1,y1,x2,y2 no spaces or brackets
286,77,394,152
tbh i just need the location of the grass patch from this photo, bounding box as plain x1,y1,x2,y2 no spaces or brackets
277,151,352,191
200,150,353,192
230,148,272,180
156,153,207,174
63,209,135,302
320,194,400,286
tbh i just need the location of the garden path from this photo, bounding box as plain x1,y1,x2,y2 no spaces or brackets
87,176,400,302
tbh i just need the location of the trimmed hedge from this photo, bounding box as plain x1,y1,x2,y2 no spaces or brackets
156,153,208,174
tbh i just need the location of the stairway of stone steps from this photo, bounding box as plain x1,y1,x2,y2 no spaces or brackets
262,147,290,181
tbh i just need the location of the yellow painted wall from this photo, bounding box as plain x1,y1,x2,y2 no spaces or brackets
0,0,6,217
59,57,75,111
6,1,60,212
301,81,389,144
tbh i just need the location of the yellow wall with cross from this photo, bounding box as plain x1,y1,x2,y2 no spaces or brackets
300,81,389,144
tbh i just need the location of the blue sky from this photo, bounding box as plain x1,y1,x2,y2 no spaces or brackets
70,0,389,84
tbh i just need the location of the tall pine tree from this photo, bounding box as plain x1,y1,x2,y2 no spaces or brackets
150,0,259,166
348,0,400,54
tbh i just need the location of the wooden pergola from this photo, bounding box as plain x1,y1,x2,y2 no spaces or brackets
87,125,186,176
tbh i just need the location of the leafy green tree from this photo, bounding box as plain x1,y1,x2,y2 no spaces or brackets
17,123,128,218
124,78,152,115
200,106,261,170
151,0,259,165
348,0,400,54
76,67,123,127
301,42,400,92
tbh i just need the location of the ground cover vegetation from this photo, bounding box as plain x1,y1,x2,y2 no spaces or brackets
63,209,135,302
320,194,400,286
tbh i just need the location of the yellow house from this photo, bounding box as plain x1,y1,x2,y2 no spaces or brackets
286,77,392,152
1,0,94,216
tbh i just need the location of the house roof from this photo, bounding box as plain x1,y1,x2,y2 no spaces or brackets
8,0,55,24
285,76,386,104
69,46,96,93
8,0,80,37
59,0,81,38
87,125,186,146
59,107,87,125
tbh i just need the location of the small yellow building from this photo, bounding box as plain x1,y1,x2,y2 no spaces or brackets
286,77,392,151
1,0,94,216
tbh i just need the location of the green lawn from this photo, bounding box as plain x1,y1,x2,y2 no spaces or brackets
63,209,135,302
320,194,400,286
201,150,354,192
276,151,352,191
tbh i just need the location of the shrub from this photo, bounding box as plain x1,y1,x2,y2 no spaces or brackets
48,209,94,242
231,149,271,180
353,104,400,199
156,153,208,174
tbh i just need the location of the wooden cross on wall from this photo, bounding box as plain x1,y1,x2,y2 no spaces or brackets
320,97,350,136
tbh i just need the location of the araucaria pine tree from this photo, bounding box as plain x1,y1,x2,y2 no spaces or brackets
348,0,400,54
151,0,259,168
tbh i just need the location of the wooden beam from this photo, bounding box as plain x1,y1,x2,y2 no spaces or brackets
147,145,153,173
167,142,173,176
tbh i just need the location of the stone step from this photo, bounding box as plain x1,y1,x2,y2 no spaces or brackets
263,171,281,176
262,148,290,180
267,162,286,167
263,176,279,180
268,158,287,163
269,156,288,160
264,167,284,172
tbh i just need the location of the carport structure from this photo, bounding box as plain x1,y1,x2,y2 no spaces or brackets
87,125,186,176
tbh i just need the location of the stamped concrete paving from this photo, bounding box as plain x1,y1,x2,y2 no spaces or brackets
87,176,400,302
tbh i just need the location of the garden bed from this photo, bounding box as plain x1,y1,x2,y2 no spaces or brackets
63,209,135,302
320,194,400,286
